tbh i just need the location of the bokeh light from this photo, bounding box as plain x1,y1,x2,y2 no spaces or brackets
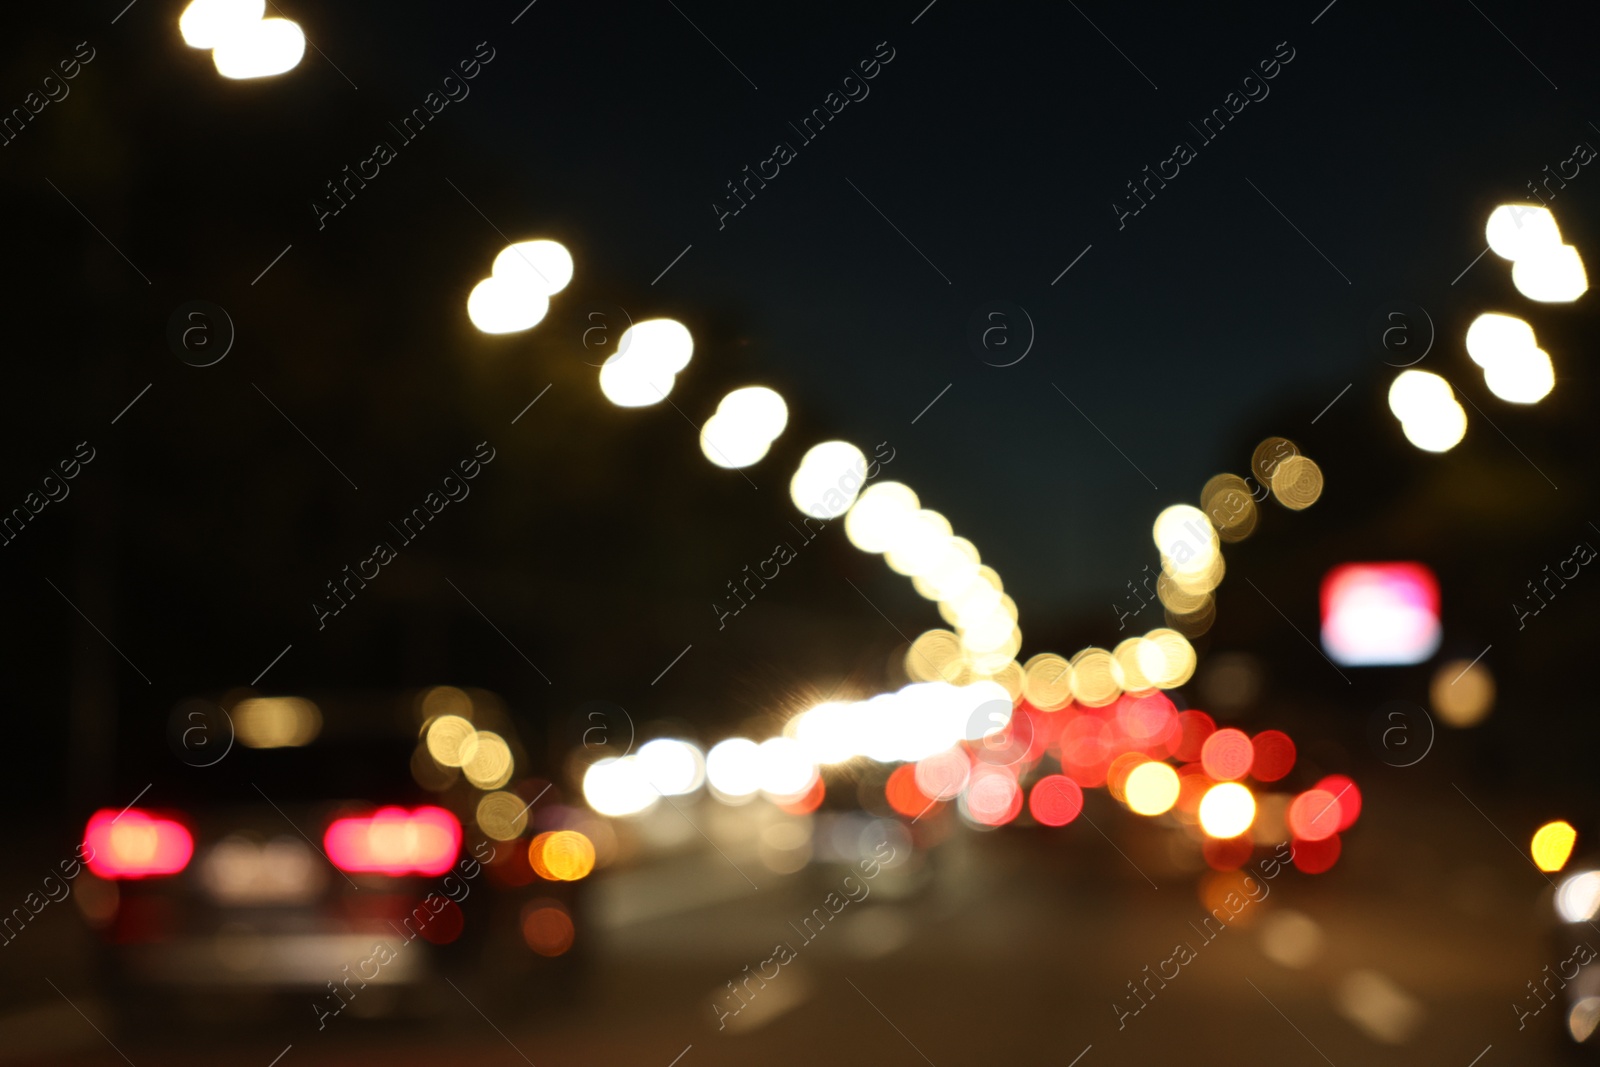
462,730,513,789
1556,871,1600,923
582,756,659,817
521,900,575,956
1124,761,1180,816
1250,730,1296,782
790,441,869,519
1200,728,1253,781
233,696,320,748
1387,370,1466,452
636,738,706,796
1028,775,1084,826
700,386,788,469
706,738,762,799
1486,203,1561,261
1513,243,1588,302
475,791,530,841
1287,789,1341,841
1533,820,1578,873
531,830,596,882
1429,658,1495,727
599,319,694,406
425,714,478,768
1198,782,1256,839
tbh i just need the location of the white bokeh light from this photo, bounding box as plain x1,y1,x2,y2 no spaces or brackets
1512,243,1588,303
635,739,705,796
211,18,305,79
582,757,659,817
790,441,868,519
705,738,762,798
1486,203,1562,261
599,319,694,407
699,387,788,469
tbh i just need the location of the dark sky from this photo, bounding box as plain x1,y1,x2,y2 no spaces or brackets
4,0,1600,804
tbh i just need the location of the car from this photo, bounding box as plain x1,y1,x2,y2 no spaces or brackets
74,686,588,1033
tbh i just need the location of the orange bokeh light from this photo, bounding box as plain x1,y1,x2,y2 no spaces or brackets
521,901,575,956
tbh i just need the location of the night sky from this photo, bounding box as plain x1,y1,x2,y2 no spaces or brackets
4,0,1599,806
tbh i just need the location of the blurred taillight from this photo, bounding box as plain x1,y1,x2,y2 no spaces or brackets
324,806,460,876
83,809,194,879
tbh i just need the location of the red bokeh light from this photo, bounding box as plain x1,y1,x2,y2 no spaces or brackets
1314,774,1361,830
1200,728,1254,781
324,806,461,876
411,898,464,944
1287,789,1341,842
1174,710,1216,763
1203,834,1254,870
885,765,926,818
1250,730,1296,782
83,809,194,879
1292,833,1341,874
965,770,1023,827
1028,775,1085,827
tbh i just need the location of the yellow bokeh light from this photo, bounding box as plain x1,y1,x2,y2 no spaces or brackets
1069,648,1121,707
424,715,478,768
420,685,473,722
1125,761,1180,816
1110,638,1154,693
1429,659,1495,727
906,629,970,684
1152,505,1218,573
1533,821,1577,873
1270,455,1323,511
1138,628,1197,689
463,731,513,789
1251,437,1299,486
985,659,1025,702
1198,782,1256,839
233,697,320,749
476,791,531,841
1201,473,1258,543
1022,653,1073,710
533,830,597,881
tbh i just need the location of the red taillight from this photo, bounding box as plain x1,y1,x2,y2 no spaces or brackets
83,809,194,879
324,806,460,876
